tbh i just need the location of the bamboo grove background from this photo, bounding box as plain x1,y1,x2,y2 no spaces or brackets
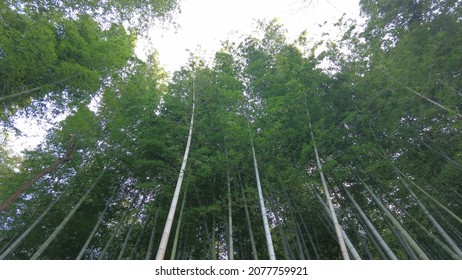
1,0,461,260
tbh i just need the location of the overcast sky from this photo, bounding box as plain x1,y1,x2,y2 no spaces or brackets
136,0,363,74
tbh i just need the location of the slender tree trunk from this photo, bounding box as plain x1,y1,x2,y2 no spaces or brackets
98,192,138,260
0,187,69,260
146,209,159,260
364,222,388,259
378,66,462,117
0,75,77,102
170,189,187,260
399,207,462,259
313,187,361,260
211,215,217,260
129,214,150,259
372,132,462,225
276,220,292,259
356,175,430,260
292,218,306,260
342,186,398,259
298,213,321,260
237,171,258,260
396,175,462,256
76,196,113,260
118,196,146,260
250,136,276,260
30,167,104,260
0,135,77,213
226,168,234,260
420,140,462,171
156,79,195,260
306,112,350,260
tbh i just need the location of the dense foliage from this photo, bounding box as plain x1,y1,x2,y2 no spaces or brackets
1,0,461,260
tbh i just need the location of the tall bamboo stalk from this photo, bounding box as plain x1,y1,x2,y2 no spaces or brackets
31,167,105,260
312,187,361,260
307,111,350,260
226,168,234,260
146,209,159,260
237,170,258,260
76,196,114,260
356,175,430,260
98,192,138,260
250,136,276,260
342,186,398,259
118,196,146,259
156,76,196,260
0,186,69,260
170,188,187,260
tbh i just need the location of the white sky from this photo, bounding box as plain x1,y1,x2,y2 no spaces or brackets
9,0,362,154
137,0,363,74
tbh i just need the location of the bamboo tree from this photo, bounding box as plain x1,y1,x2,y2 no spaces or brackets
237,170,258,260
76,196,114,260
0,75,78,102
250,136,276,260
98,192,138,260
371,143,462,224
312,186,361,260
226,168,234,260
156,74,196,260
342,186,398,259
30,167,105,260
145,209,160,260
0,186,70,260
211,215,217,260
397,175,462,257
376,149,462,226
276,216,293,259
398,204,462,259
170,188,187,260
420,140,462,171
307,111,350,260
118,196,146,260
129,214,150,259
297,213,321,260
378,67,462,118
355,175,430,260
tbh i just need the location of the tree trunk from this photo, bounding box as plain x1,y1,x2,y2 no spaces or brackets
0,186,69,260
307,112,350,260
342,186,398,259
129,214,150,259
397,175,462,257
0,135,77,213
170,188,187,260
31,167,103,260
399,207,462,259
226,168,234,260
211,215,217,260
357,175,430,260
98,191,138,260
156,79,196,260
76,196,113,260
313,187,361,260
250,136,276,260
298,213,321,260
0,75,77,102
118,196,146,260
237,170,258,260
145,209,160,260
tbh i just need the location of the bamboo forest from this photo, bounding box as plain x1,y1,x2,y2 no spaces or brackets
0,0,461,260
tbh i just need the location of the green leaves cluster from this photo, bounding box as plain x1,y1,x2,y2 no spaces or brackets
1,0,461,260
